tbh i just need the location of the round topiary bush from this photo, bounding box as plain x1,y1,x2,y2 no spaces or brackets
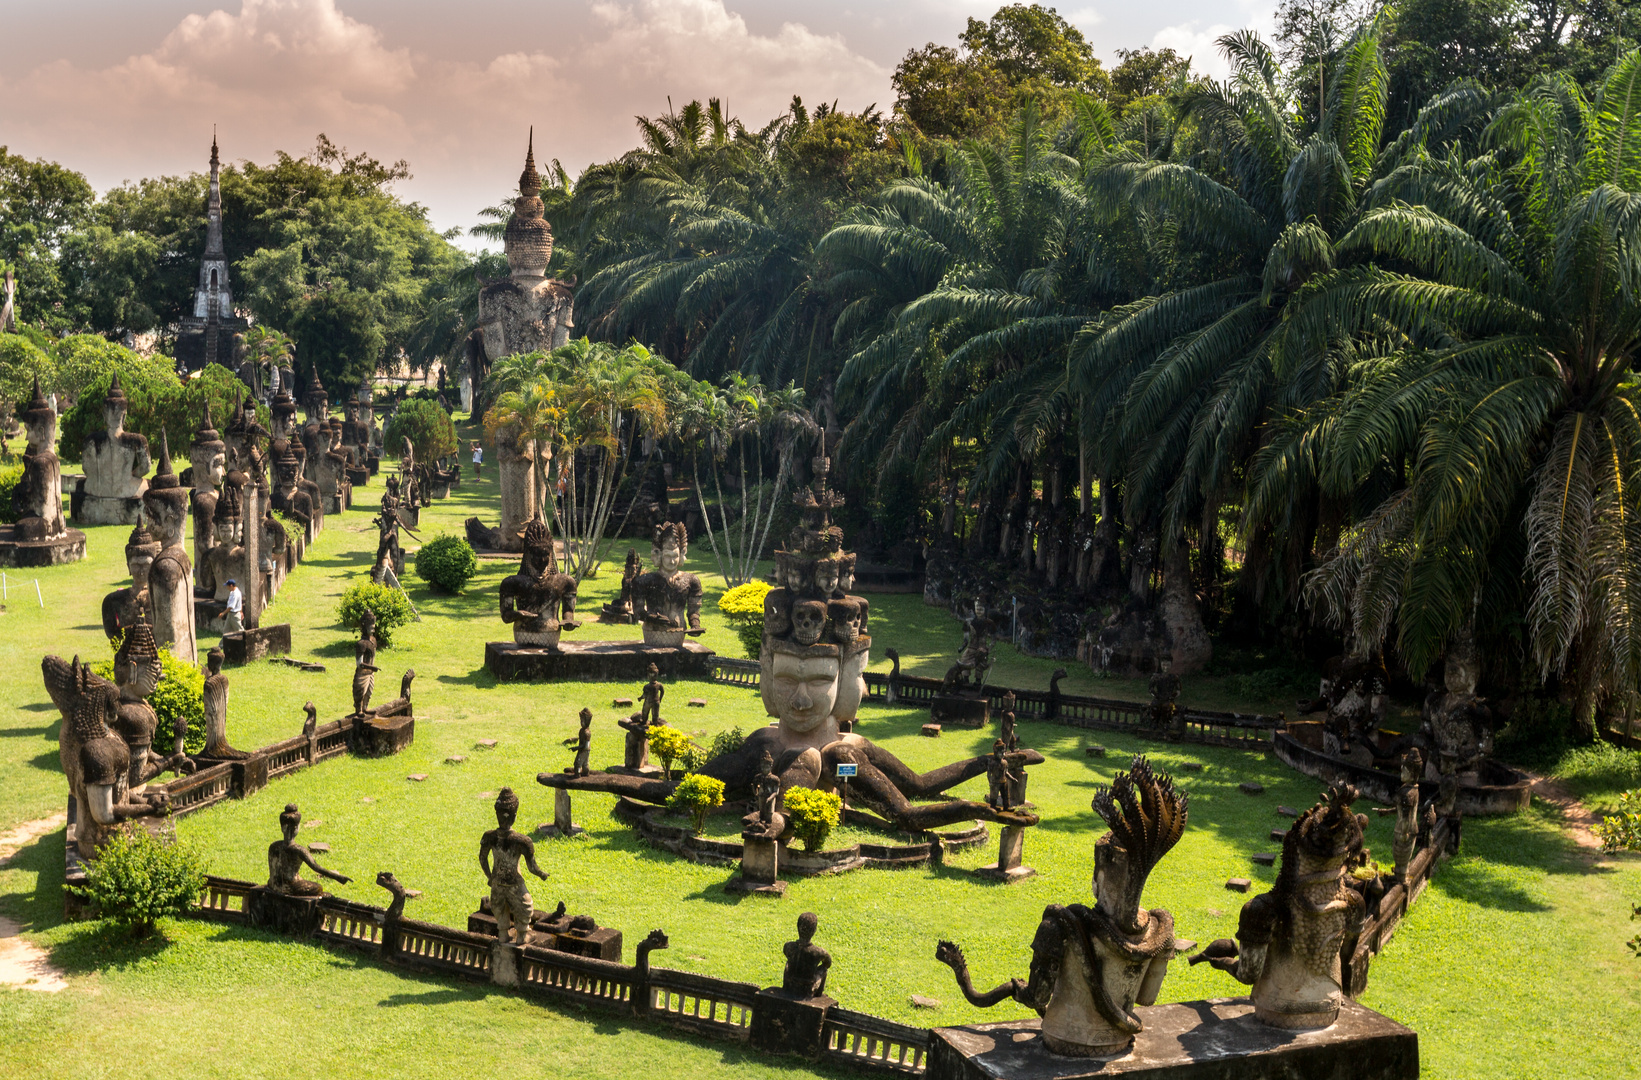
69,822,208,938
338,580,414,647
647,724,694,778
783,786,843,852
384,397,458,464
93,637,205,756
667,773,726,835
717,580,773,658
415,533,478,593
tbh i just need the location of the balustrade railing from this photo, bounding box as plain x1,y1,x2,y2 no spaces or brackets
822,1007,930,1075
646,968,758,1041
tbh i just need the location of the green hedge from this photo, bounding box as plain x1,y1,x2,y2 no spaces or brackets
414,534,478,593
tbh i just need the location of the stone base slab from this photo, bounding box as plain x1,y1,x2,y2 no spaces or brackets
973,863,1036,883
221,624,292,664
485,640,716,682
356,714,415,757
927,998,1418,1080
931,692,989,729
75,494,145,526
0,526,87,568
726,876,788,897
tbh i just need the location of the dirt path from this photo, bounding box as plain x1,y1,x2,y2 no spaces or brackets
0,813,70,992
1529,775,1605,851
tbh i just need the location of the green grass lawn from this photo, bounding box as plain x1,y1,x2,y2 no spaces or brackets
2,422,1639,1079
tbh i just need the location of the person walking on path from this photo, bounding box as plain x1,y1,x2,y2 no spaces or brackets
224,578,244,634
471,440,483,479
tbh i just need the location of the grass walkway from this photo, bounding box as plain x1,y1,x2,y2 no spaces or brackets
1,432,1637,1079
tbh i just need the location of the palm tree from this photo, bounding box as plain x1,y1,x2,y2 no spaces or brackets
1264,58,1641,732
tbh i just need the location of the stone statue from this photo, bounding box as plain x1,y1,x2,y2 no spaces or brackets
540,432,1046,835
936,757,1188,1056
112,619,178,798
188,401,228,575
479,788,548,945
747,750,781,835
640,663,665,725
370,494,417,583
101,520,161,639
266,803,351,896
780,912,832,998
352,610,380,718
999,692,1018,751
632,522,704,645
1198,784,1367,1030
140,435,197,663
985,740,1023,811
80,373,151,524
618,712,653,771
1392,748,1423,879
478,133,575,369
201,486,246,601
270,439,315,542
1,267,14,331
499,514,579,646
563,708,593,777
11,378,68,542
942,597,995,691
602,548,641,620
1146,662,1182,734
200,646,249,760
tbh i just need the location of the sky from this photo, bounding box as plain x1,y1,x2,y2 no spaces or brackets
0,0,1275,241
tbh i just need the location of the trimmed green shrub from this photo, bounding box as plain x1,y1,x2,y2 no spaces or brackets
93,637,205,756
709,725,745,761
69,822,208,938
648,724,693,778
337,580,414,647
718,580,772,658
783,786,842,852
667,773,725,835
0,463,21,524
384,397,457,464
415,533,478,593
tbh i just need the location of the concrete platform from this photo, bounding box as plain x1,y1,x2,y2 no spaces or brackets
0,526,86,568
928,998,1417,1080
221,624,292,664
485,640,715,682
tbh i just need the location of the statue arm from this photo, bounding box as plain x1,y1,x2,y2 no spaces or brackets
301,849,352,884
478,835,496,882
521,838,549,880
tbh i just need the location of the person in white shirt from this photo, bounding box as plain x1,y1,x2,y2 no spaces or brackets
224,579,244,634
471,440,483,479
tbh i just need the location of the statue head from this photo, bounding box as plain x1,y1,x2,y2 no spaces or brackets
207,645,224,677
102,372,128,433
140,434,189,544
763,643,841,736
190,401,227,488
782,555,808,592
114,619,163,699
280,803,302,842
579,706,592,729
213,485,242,543
1277,785,1365,896
494,787,520,829
837,553,855,594
359,608,377,639
652,522,687,573
124,518,162,585
795,911,818,942
21,376,56,449
791,600,827,647
764,588,792,637
814,557,840,598
521,514,557,575
1400,747,1424,784
1091,757,1188,932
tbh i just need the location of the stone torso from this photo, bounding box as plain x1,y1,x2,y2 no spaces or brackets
83,430,150,500
1039,904,1174,1056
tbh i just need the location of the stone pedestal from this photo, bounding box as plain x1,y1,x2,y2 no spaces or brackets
485,640,716,682
76,492,145,526
491,941,521,987
356,714,415,757
221,624,292,664
229,753,270,799
0,525,87,567
1007,772,1031,809
727,834,786,897
927,998,1418,1080
244,888,324,938
750,990,836,1059
974,825,1034,883
542,787,583,838
931,692,989,729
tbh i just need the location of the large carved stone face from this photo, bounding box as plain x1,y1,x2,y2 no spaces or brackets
103,399,126,433
815,564,839,597
653,539,683,574
191,448,226,489
126,658,162,700
764,651,840,734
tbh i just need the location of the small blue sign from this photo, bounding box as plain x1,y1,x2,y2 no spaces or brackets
835,763,859,778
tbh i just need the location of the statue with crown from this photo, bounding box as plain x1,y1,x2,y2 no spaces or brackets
539,424,1044,838
2,376,87,567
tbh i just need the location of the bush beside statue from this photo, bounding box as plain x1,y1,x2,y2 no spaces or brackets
68,823,207,938
338,581,414,647
415,533,478,593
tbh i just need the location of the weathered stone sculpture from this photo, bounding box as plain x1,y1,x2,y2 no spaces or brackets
781,912,832,998
493,424,536,551
200,486,246,601
43,655,182,858
563,707,593,777
1392,749,1423,879
617,712,654,773
602,548,641,621
200,645,249,760
79,374,151,524
101,520,161,639
267,803,351,895
479,788,549,945
270,439,315,542
188,402,228,575
499,515,580,646
936,757,1188,1056
640,663,665,725
3,377,85,567
632,523,704,645
370,494,415,583
113,619,170,798
140,435,198,663
1199,784,1367,1030
541,425,1044,834
1147,661,1183,736
352,610,380,718
478,133,574,370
